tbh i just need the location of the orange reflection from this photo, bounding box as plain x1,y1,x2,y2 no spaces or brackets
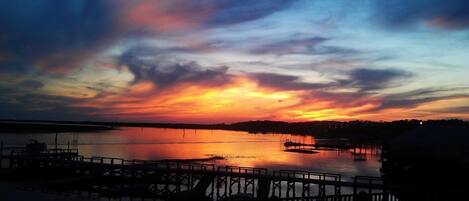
75,127,381,175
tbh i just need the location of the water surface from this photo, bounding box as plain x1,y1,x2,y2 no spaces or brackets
0,127,381,178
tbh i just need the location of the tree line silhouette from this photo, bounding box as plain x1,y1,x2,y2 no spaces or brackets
2,119,468,141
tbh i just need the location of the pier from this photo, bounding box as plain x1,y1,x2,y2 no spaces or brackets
0,146,397,201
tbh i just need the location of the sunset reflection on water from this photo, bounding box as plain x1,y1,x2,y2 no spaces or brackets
0,127,381,178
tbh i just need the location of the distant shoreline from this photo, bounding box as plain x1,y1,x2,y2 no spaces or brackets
1,119,468,141
0,120,114,133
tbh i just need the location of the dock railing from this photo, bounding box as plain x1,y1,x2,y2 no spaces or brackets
0,146,398,201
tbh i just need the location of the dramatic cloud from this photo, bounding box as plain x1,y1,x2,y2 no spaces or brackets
0,0,295,74
121,0,296,32
338,68,414,91
247,68,414,93
0,0,119,73
374,88,469,111
374,0,469,29
119,47,231,89
1,0,468,122
120,0,215,33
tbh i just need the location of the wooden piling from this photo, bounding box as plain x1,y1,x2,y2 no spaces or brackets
257,178,271,200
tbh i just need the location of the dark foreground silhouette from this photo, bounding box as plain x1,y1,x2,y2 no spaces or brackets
382,126,469,201
0,141,394,201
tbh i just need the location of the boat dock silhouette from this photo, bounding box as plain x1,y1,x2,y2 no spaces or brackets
0,142,396,201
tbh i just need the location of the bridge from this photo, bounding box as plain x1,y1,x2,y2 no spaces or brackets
0,146,398,201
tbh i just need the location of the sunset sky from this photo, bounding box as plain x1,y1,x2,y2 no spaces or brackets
1,0,468,123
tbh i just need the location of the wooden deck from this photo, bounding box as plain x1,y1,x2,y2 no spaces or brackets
0,147,397,201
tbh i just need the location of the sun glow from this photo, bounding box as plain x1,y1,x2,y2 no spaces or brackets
73,73,434,122
77,77,307,122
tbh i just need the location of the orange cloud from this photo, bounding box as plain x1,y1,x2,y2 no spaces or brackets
79,77,301,122
75,73,401,123
71,64,469,123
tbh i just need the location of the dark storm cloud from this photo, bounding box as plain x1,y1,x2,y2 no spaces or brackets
0,0,119,73
337,68,413,91
373,0,469,29
119,47,232,89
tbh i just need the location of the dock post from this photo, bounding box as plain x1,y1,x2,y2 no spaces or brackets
353,177,357,196
383,188,389,201
257,178,271,200
55,132,58,151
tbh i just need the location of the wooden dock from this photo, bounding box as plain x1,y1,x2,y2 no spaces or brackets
0,147,398,201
